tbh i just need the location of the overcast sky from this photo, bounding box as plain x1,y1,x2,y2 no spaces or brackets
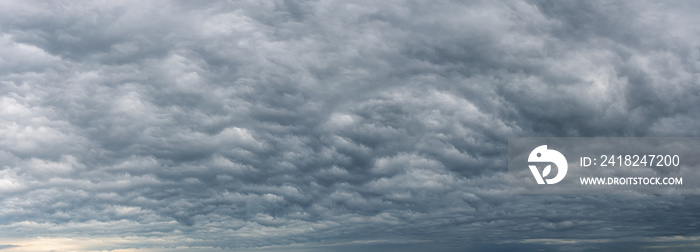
1,0,700,251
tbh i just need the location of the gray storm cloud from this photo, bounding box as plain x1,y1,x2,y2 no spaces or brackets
0,0,699,251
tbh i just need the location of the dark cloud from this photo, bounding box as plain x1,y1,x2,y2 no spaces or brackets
0,0,699,251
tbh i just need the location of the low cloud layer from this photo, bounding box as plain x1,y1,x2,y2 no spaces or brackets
1,0,700,251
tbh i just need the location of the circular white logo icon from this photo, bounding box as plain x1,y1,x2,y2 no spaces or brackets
528,145,568,184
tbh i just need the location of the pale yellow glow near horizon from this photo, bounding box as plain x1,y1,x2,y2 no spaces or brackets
0,236,428,252
0,236,222,252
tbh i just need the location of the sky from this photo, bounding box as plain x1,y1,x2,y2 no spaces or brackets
1,0,700,251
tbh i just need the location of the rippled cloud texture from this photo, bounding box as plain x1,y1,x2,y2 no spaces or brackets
1,0,700,251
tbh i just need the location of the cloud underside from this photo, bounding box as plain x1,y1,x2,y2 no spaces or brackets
1,0,700,251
